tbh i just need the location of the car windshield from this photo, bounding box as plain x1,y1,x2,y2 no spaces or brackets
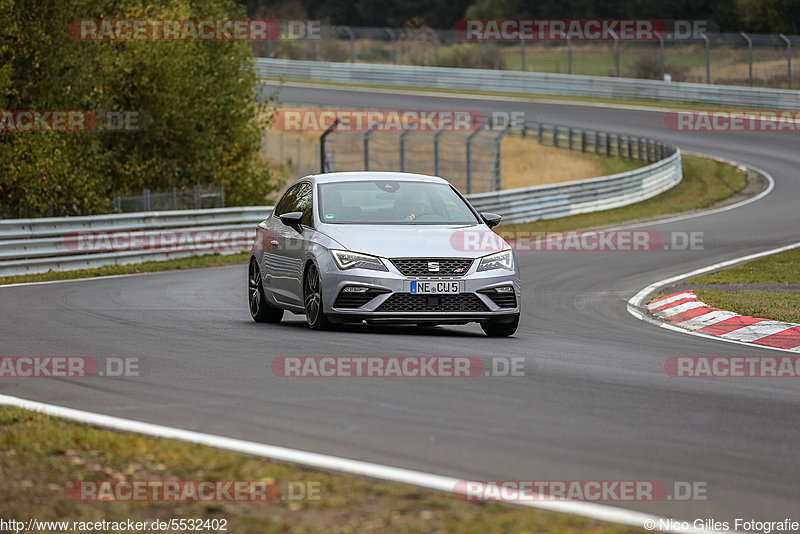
319,180,480,225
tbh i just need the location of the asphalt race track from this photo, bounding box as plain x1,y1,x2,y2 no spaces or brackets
2,84,800,523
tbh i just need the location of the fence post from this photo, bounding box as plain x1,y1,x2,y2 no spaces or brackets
172,188,177,209
115,196,121,212
428,29,439,66
341,26,355,63
465,128,482,194
490,125,512,191
605,133,610,156
552,126,558,148
780,34,792,89
433,130,446,176
220,183,225,208
385,28,396,64
594,132,600,154
568,38,573,74
537,123,543,143
614,37,620,77
580,130,586,152
740,32,753,87
568,128,573,150
627,136,633,159
363,122,382,171
399,129,410,171
193,185,200,209
701,32,710,83
521,39,526,71
319,118,340,173
660,36,665,80
143,189,150,211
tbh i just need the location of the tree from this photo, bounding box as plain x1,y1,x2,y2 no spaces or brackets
0,0,278,217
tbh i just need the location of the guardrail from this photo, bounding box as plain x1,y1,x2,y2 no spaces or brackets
0,208,273,277
0,135,682,277
469,148,681,223
256,58,800,109
0,154,680,276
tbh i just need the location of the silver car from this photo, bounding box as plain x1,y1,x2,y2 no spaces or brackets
248,172,521,337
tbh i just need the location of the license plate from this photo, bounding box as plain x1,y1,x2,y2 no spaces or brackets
410,281,460,294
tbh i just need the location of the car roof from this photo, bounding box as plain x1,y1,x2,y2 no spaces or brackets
304,171,450,185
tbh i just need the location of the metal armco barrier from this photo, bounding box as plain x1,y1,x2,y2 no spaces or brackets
0,208,272,277
0,151,682,277
468,149,681,223
255,58,800,109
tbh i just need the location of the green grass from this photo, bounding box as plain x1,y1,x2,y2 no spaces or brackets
597,154,645,175
695,290,800,324
688,248,800,284
503,51,717,76
0,406,644,534
500,154,747,232
0,252,249,286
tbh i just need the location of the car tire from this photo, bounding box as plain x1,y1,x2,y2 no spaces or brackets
480,314,519,337
304,263,333,330
249,260,284,323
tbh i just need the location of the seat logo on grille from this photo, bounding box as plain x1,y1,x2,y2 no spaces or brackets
427,262,440,272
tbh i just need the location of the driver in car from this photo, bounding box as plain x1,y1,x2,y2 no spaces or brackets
397,195,426,222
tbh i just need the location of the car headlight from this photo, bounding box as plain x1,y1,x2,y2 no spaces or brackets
331,250,388,271
477,250,513,272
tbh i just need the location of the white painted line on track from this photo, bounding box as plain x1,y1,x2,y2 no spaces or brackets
0,393,730,533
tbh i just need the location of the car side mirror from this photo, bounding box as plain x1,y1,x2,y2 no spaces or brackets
481,212,502,228
279,211,303,229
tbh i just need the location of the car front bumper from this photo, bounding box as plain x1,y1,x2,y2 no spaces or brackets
318,253,521,324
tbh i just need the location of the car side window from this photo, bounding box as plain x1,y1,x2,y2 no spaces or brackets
296,183,314,227
274,184,300,216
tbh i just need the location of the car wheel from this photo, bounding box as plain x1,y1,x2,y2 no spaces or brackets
249,260,284,323
304,263,333,330
480,314,519,337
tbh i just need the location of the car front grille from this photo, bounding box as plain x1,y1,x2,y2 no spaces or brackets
390,258,474,277
377,293,488,313
478,289,517,308
333,288,390,309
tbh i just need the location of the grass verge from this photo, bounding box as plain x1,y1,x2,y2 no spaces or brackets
500,154,747,232
679,248,800,324
0,406,643,534
694,290,800,324
0,253,249,287
267,78,772,112
688,248,800,284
